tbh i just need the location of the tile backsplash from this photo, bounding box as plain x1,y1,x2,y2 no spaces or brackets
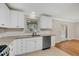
0,28,6,33
0,28,24,33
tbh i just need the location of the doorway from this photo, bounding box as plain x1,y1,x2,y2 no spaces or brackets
61,24,68,41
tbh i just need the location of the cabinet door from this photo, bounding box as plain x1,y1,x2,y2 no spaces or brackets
40,16,53,29
18,12,24,28
9,39,23,56
34,37,43,51
14,39,24,55
22,38,35,54
6,9,10,27
10,10,24,28
10,10,18,28
51,36,55,47
0,4,10,27
3,5,10,27
9,40,17,56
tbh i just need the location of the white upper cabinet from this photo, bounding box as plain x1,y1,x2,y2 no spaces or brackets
10,10,18,28
0,3,10,27
40,15,53,29
17,11,24,28
10,10,24,28
0,4,24,28
51,36,55,47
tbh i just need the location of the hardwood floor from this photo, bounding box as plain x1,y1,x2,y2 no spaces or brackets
55,39,79,56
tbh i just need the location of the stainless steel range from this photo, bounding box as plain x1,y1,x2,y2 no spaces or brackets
0,45,10,56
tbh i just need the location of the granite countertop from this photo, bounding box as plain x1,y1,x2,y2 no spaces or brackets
0,32,32,39
0,32,56,39
0,38,15,45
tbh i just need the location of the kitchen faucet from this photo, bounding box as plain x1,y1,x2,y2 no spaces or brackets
32,28,37,36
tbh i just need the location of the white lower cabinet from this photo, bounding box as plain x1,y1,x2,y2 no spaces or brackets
22,38,36,54
9,37,43,56
51,36,55,47
9,39,23,55
9,36,56,56
34,37,43,51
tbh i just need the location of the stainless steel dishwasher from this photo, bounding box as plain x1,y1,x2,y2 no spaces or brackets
42,36,51,50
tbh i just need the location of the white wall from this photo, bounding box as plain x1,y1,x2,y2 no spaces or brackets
52,19,75,43
73,22,79,39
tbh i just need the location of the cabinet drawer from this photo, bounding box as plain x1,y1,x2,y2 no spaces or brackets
21,38,35,54
34,37,43,50
9,39,24,55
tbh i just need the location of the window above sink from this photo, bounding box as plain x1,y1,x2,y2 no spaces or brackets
26,20,38,32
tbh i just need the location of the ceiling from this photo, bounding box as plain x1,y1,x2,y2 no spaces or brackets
7,3,79,22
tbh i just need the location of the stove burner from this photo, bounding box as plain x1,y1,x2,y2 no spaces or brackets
0,45,7,53
0,45,9,56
